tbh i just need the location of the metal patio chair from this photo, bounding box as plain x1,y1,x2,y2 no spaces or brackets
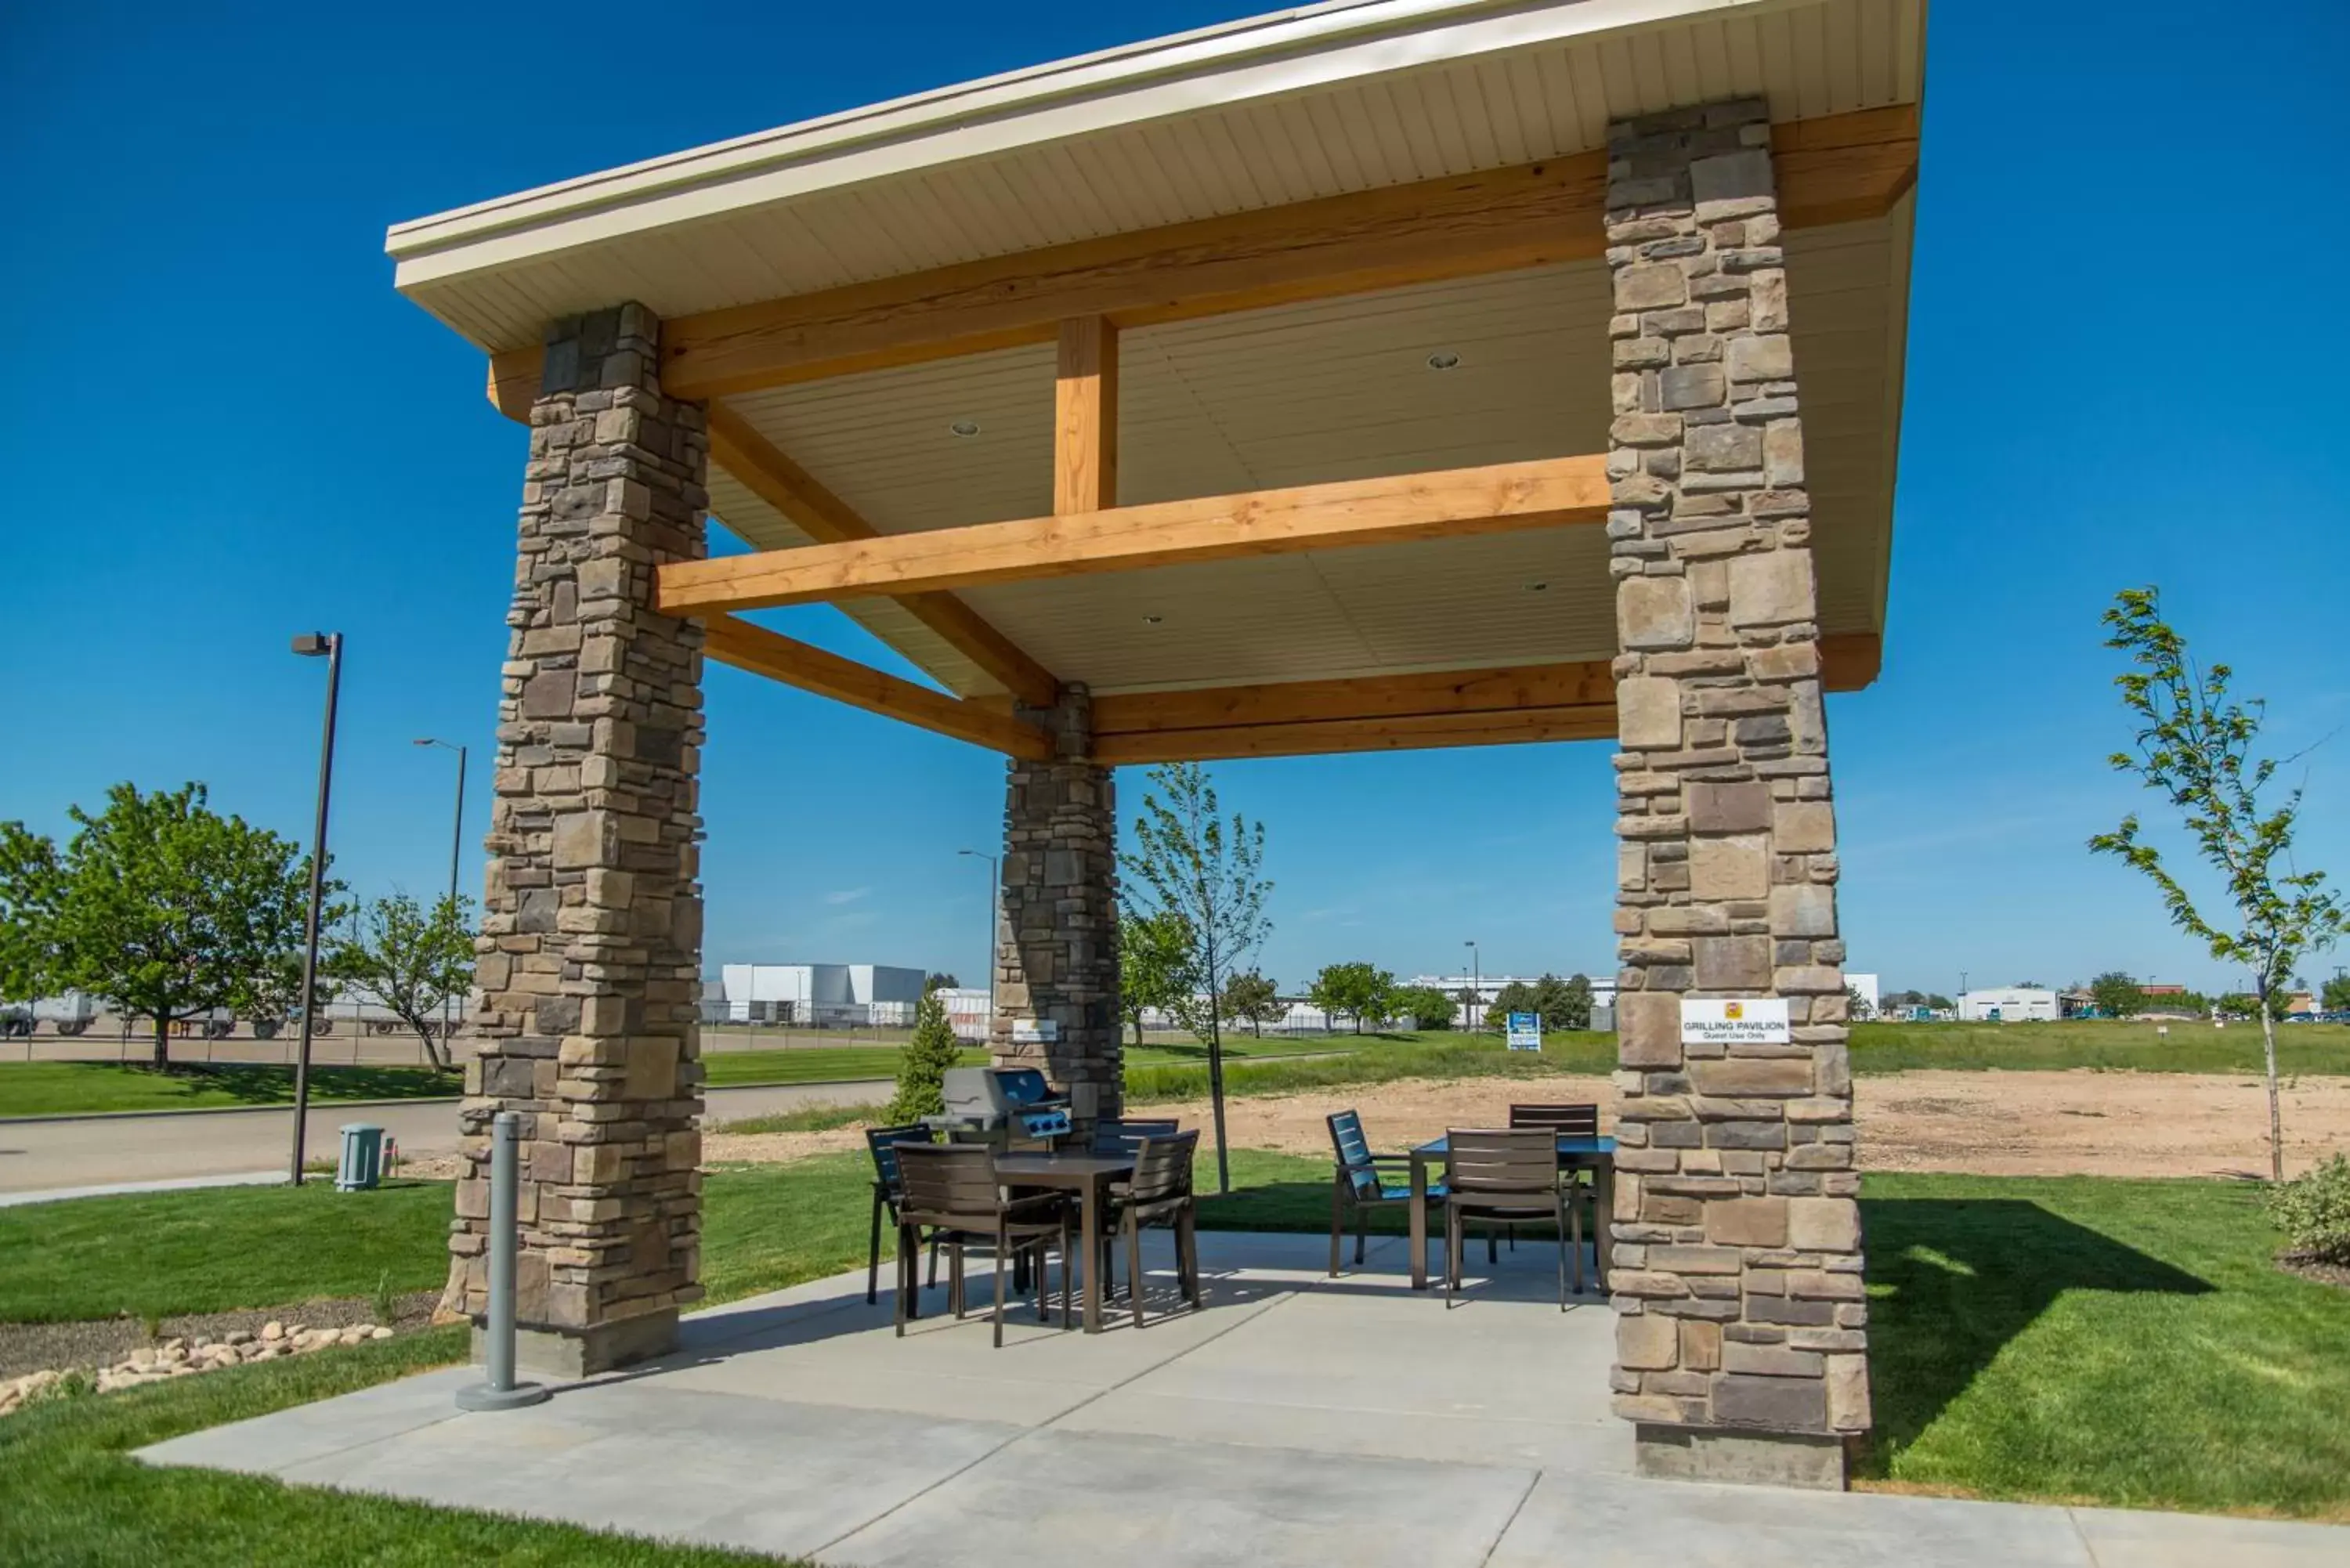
864,1122,938,1306
1443,1126,1577,1309
1493,1102,1601,1261
1326,1109,1441,1275
892,1143,1072,1346
1108,1129,1203,1328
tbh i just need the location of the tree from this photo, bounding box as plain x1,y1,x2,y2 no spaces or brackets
1117,909,1198,1046
924,971,960,992
1843,983,1875,1022
1309,962,1394,1035
1220,970,1283,1036
1486,978,1541,1030
2090,587,2349,1181
2324,975,2350,1013
326,892,476,1070
0,822,61,1006
1122,764,1272,1193
1388,983,1458,1031
2088,970,2144,1020
2,783,323,1071
1536,973,1595,1031
888,982,964,1122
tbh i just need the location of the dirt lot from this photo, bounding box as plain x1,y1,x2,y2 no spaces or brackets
697,1071,2350,1180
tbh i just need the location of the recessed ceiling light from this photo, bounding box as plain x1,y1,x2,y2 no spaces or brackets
1524,581,1549,593
949,419,982,437
1142,614,1164,625
1426,351,1462,370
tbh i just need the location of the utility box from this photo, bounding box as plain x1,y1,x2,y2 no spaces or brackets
336,1124,385,1191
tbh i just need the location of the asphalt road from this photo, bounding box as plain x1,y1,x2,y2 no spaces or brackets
0,1078,894,1195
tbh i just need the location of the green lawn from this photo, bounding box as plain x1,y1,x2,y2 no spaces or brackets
0,1061,465,1118
1848,1018,2350,1075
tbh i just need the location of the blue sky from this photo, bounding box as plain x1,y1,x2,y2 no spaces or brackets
4,1,2345,1001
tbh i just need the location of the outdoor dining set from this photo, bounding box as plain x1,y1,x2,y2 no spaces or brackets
861,1068,1616,1346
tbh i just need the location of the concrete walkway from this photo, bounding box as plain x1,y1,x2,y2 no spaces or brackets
139,1232,2347,1567
0,1079,891,1194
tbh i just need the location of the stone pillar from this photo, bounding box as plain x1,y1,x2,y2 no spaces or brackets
1601,100,1869,1490
992,687,1121,1134
444,304,710,1379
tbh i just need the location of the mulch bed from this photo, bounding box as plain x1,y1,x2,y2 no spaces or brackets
0,1289,443,1381
2278,1255,2350,1292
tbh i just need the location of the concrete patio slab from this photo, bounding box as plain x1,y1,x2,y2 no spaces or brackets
137,1230,2350,1568
826,1426,1539,1568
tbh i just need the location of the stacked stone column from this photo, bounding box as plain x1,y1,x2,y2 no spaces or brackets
992,688,1121,1133
444,304,711,1378
1601,101,1870,1489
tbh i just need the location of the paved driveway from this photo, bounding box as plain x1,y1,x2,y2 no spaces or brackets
139,1231,2350,1567
0,1079,891,1196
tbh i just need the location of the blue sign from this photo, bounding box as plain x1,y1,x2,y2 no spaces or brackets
1506,1011,1542,1051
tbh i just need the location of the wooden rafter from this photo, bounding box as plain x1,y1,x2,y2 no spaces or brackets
1092,706,1618,764
481,106,1917,409
654,455,1611,617
702,614,1052,760
1054,317,1118,515
704,406,1059,707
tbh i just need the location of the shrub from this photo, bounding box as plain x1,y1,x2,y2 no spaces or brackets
888,988,961,1122
2266,1154,2350,1264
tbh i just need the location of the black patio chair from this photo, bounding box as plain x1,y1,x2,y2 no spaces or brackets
1109,1129,1203,1328
865,1122,938,1306
1493,1102,1601,1260
1090,1118,1180,1297
1443,1126,1577,1309
1326,1109,1442,1276
893,1143,1072,1346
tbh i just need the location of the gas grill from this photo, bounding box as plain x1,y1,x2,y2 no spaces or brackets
927,1067,1072,1150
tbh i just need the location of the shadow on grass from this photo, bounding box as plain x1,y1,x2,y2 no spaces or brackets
1860,1196,2212,1463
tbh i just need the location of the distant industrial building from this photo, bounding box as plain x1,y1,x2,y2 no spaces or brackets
1958,987,2059,1023
716,963,927,1027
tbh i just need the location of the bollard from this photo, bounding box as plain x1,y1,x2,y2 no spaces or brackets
456,1111,550,1411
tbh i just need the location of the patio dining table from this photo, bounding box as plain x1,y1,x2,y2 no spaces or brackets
1406,1134,1616,1292
993,1151,1133,1334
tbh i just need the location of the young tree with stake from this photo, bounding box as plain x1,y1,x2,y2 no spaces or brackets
1122,764,1271,1194
327,892,478,1070
2089,588,2347,1181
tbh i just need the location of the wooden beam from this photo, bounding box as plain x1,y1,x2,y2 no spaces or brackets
655,455,1611,616
1091,660,1614,737
1054,317,1118,515
487,346,544,421
1091,705,1618,764
704,406,1059,707
701,614,1053,760
1083,633,1882,762
642,106,1914,400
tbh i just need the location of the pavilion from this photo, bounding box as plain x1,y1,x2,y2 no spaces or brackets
392,0,1923,1490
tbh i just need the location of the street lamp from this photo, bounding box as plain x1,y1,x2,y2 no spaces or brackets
289,632,344,1187
1464,939,1480,1030
956,849,999,1033
414,738,468,1053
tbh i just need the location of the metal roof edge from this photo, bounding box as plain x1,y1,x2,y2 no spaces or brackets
384,0,1784,276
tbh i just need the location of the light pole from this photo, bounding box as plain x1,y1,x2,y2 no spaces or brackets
289,632,344,1187
1465,939,1480,1031
414,738,468,1056
956,848,998,1032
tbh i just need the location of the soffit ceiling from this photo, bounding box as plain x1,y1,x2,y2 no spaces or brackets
708,202,1908,697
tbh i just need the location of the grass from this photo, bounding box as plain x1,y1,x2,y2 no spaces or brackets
1126,1030,1614,1104
10,1155,2350,1544
0,1180,456,1324
0,1061,463,1118
1848,1018,2350,1075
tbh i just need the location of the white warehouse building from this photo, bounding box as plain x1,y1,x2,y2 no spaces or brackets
1958,987,2059,1024
717,963,928,1028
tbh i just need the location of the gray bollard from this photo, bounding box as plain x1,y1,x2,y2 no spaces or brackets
456,1111,550,1411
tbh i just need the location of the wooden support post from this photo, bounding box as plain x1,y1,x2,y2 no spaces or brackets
1055,317,1118,516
